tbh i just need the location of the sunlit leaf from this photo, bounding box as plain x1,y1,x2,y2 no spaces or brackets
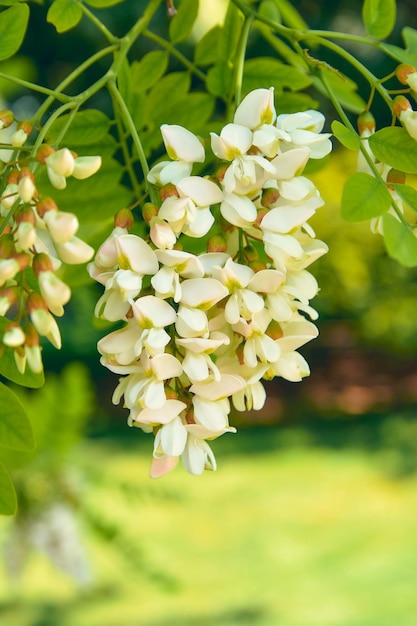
0,460,17,515
341,172,392,221
390,183,417,215
207,61,232,98
0,4,29,61
85,0,124,7
45,109,111,146
331,121,360,150
169,0,199,43
362,0,396,39
194,25,220,66
0,382,35,451
314,66,366,113
382,213,417,266
46,0,82,33
369,127,417,174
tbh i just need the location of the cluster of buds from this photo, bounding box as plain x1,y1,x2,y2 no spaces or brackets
89,88,332,477
0,130,101,375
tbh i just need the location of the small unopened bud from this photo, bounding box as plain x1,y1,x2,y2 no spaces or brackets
0,109,14,130
142,203,158,224
0,286,18,316
150,218,176,249
250,260,268,272
17,170,37,203
185,406,195,424
33,252,54,275
36,196,59,218
45,148,75,177
256,208,269,226
12,121,32,147
396,63,417,85
3,322,25,347
0,234,16,258
115,208,134,230
214,164,228,183
159,183,179,202
36,144,55,164
207,234,227,252
357,111,376,135
6,170,19,185
392,96,413,118
24,323,43,373
261,187,280,208
236,343,245,366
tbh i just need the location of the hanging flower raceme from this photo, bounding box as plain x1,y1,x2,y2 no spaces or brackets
91,87,331,478
0,130,101,376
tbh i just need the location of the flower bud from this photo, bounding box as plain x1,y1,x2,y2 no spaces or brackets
0,109,14,130
36,144,55,164
3,322,25,347
396,64,417,85
24,324,43,373
115,208,134,230
243,244,259,262
266,319,284,340
33,252,54,275
11,128,28,147
43,209,79,244
357,111,376,135
207,234,227,253
45,148,75,177
0,258,20,287
0,286,18,316
261,187,280,208
1,183,19,210
393,96,413,118
386,168,406,186
150,218,176,249
142,202,158,224
72,155,102,179
36,196,59,218
159,183,179,202
17,168,37,203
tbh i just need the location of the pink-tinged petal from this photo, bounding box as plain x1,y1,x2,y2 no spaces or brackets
161,124,205,162
151,353,183,380
116,234,158,275
180,278,228,309
177,176,223,206
272,148,311,179
150,455,178,478
131,295,177,327
190,374,245,400
136,399,187,425
234,88,276,129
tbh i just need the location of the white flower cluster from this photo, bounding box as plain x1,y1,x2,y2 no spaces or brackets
90,88,331,477
0,137,101,375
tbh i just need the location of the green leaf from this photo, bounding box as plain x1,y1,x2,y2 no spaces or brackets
242,57,312,94
331,120,361,150
169,0,199,43
341,172,392,221
0,4,29,61
275,91,319,114
258,0,281,22
47,0,82,33
218,2,244,63
314,67,366,114
382,213,417,266
85,0,124,7
275,0,308,29
45,109,111,146
131,51,169,93
0,382,35,451
362,0,396,39
368,127,417,174
206,61,232,98
146,71,191,127
381,26,417,65
0,460,17,515
194,25,220,67
392,183,417,213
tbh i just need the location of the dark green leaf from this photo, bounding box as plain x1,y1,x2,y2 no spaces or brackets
331,120,360,150
169,0,199,43
146,72,190,127
0,382,34,451
46,0,82,33
382,213,417,266
341,172,392,221
194,25,220,66
275,91,319,114
258,0,281,22
380,43,417,66
275,0,308,29
0,460,17,515
368,127,417,174
45,109,111,146
0,4,29,61
243,57,312,94
362,0,396,39
131,50,169,93
392,183,417,213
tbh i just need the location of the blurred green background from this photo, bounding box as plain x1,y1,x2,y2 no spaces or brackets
1,1,417,625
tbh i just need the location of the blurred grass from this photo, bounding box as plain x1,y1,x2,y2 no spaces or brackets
1,427,417,626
